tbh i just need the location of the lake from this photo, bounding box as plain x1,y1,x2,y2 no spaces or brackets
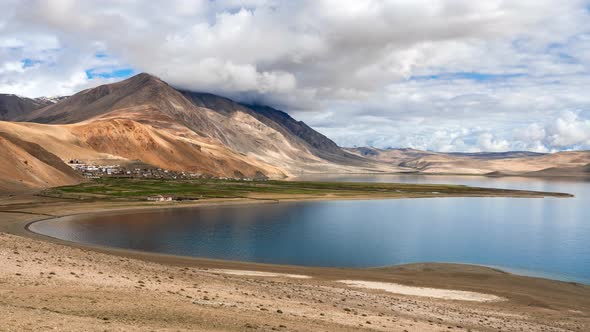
30,175,590,284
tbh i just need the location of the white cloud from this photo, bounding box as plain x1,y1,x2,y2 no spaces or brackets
0,61,25,74
476,133,511,152
545,111,590,148
0,0,589,151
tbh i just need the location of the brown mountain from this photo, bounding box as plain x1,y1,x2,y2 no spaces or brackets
0,73,392,192
20,74,383,173
0,94,57,121
181,92,369,166
0,131,82,192
347,147,590,176
345,147,436,164
3,72,587,193
524,163,590,177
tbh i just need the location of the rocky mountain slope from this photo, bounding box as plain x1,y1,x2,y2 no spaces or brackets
0,74,392,192
18,74,374,173
0,131,82,192
0,94,57,121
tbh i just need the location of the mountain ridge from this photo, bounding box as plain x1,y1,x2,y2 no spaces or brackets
0,93,57,121
346,146,590,176
0,73,394,192
1,73,589,193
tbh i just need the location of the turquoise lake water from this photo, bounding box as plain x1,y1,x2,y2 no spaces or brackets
30,175,590,284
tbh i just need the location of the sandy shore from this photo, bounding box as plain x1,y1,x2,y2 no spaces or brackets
1,194,590,331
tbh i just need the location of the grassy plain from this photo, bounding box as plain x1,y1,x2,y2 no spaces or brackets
39,177,572,201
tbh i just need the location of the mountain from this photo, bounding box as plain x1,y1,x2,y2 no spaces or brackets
0,131,82,192
447,151,545,159
402,151,590,175
0,73,392,192
20,74,384,173
524,163,590,177
2,73,588,193
0,119,283,181
180,92,369,166
345,147,436,164
0,94,57,121
347,147,590,176
239,104,343,155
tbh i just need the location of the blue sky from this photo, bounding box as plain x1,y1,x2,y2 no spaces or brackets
21,58,43,68
85,68,134,80
409,72,527,82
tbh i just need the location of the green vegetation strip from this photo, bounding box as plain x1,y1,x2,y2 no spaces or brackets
39,178,572,201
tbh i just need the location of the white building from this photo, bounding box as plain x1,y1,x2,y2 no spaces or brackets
146,195,173,202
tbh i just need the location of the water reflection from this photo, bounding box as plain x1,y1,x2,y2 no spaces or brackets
31,175,590,284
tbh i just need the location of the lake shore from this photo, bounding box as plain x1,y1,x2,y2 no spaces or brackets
1,192,589,331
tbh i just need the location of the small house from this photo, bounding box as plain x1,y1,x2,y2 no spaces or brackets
146,195,173,202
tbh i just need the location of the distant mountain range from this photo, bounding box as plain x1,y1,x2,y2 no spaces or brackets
345,146,590,177
0,73,588,193
0,94,66,121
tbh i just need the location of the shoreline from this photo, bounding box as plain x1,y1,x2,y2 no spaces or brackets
2,193,590,331
0,192,577,277
3,231,589,332
22,199,588,286
0,192,582,285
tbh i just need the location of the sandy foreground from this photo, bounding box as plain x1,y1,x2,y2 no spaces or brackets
1,195,590,331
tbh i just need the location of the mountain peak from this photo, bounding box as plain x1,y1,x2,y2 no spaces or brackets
124,72,166,85
18,72,179,124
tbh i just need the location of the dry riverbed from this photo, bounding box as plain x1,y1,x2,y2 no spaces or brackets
1,194,589,331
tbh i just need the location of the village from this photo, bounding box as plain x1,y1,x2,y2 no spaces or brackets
66,160,268,202
67,159,267,181
67,159,198,180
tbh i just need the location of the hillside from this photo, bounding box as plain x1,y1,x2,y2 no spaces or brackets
2,73,588,193
524,163,590,177
0,131,82,192
181,92,369,166
0,74,394,192
347,147,590,177
345,147,437,164
0,115,285,188
21,74,386,174
0,94,57,121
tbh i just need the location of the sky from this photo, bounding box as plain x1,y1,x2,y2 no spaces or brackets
1,0,589,152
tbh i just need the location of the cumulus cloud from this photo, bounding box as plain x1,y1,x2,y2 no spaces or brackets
541,111,590,148
0,0,589,151
476,133,510,152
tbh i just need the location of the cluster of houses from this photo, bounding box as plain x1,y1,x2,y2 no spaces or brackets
66,160,267,182
66,160,270,202
68,160,203,180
